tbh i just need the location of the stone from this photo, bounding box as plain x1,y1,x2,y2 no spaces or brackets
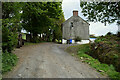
98,70,104,72
18,74,22,77
26,67,29,69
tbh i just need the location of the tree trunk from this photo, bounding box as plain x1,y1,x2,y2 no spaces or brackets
52,31,55,42
32,33,38,43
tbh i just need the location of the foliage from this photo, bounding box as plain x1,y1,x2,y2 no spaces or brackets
67,44,120,79
2,2,23,74
2,2,23,31
74,37,81,42
2,2,23,52
2,23,18,53
117,32,120,37
52,14,65,41
80,2,120,25
1,2,65,74
106,32,113,36
90,35,97,38
89,34,120,72
22,2,64,42
2,52,18,74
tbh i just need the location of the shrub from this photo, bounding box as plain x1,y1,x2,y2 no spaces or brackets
75,44,120,79
74,37,81,42
2,51,18,74
90,35,97,38
2,26,18,53
106,32,113,36
89,35,120,72
117,32,120,37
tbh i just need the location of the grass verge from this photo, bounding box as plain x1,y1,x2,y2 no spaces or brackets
24,42,38,46
24,41,48,46
67,44,120,79
2,52,18,74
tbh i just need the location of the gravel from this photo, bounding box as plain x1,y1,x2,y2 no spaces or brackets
3,42,106,78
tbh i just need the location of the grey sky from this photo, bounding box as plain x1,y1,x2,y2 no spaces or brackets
62,0,118,36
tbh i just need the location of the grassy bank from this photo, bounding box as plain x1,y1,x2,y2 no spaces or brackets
67,44,120,79
90,34,120,72
2,52,18,74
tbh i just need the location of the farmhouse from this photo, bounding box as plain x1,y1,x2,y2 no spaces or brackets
62,10,90,43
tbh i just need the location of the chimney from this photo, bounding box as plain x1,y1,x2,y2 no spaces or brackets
73,10,78,16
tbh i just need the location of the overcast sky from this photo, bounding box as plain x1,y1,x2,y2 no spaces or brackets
62,0,118,36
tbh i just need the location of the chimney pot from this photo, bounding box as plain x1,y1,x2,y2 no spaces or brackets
73,10,78,16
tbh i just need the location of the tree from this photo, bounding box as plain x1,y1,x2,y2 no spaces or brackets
80,1,120,26
2,2,23,52
52,14,65,42
22,2,63,42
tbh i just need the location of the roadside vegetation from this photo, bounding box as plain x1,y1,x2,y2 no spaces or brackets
79,2,120,78
89,32,120,72
2,2,65,74
90,35,97,38
67,32,120,79
2,52,18,74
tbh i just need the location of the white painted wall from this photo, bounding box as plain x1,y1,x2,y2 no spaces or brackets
62,39,67,44
118,25,120,32
76,40,89,44
62,39,90,44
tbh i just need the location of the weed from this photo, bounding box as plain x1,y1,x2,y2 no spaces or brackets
2,51,18,74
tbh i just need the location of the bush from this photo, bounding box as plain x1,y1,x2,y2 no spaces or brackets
2,51,18,74
2,26,18,53
74,37,81,42
106,32,113,36
117,32,120,37
89,35,120,72
68,44,120,79
90,35,97,38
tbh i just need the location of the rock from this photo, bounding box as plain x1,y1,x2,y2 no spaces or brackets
80,57,83,59
18,74,22,77
98,70,104,72
26,67,29,69
88,62,91,64
81,60,84,62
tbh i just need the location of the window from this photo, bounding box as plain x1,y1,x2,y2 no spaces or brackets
71,22,73,29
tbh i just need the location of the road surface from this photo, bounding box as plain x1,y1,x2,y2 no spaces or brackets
3,43,106,78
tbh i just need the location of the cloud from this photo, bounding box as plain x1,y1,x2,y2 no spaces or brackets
62,0,118,36
89,22,118,36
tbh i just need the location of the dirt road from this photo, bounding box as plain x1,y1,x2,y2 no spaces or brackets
3,43,105,78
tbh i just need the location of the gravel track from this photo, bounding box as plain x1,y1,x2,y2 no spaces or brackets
3,43,106,78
